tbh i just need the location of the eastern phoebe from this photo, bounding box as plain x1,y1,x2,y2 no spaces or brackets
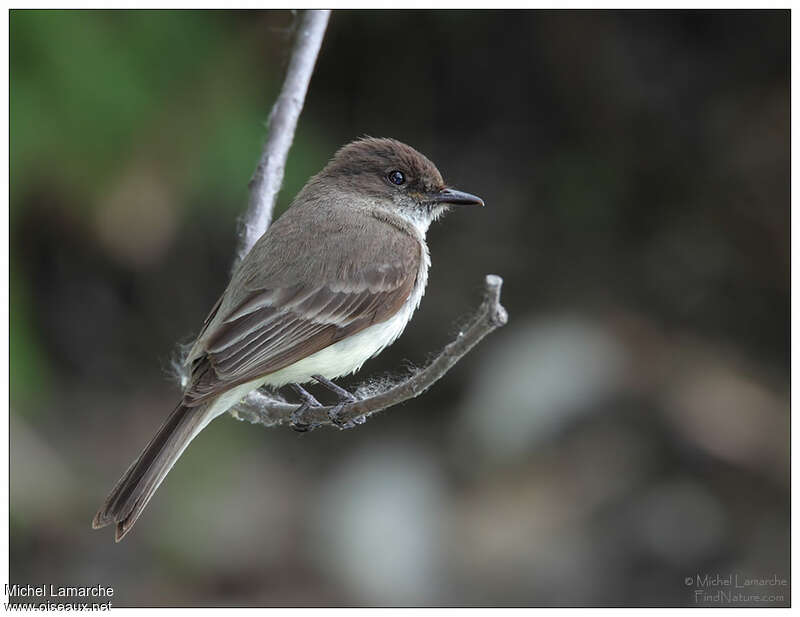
92,137,484,541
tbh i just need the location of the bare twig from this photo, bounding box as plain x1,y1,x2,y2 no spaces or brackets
236,9,331,266
216,9,509,430
230,274,508,429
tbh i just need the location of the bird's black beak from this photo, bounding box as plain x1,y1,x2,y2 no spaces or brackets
428,187,485,207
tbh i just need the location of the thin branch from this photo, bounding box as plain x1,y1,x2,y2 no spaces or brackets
212,9,509,430
229,274,508,429
236,9,331,266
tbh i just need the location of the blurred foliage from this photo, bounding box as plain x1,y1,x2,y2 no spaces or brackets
13,10,255,209
10,10,332,407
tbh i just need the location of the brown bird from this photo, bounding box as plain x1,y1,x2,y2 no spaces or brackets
92,137,484,541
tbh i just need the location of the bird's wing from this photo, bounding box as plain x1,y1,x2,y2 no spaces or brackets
182,210,421,407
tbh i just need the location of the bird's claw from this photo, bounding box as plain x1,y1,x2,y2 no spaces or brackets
327,402,367,430
311,375,365,429
289,384,322,432
290,402,318,432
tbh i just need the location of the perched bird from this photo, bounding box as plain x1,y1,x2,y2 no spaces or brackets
92,137,484,541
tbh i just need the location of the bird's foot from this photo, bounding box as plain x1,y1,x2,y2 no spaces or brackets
289,384,322,432
328,404,367,430
312,374,365,430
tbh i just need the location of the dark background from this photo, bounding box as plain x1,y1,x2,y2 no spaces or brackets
10,9,789,607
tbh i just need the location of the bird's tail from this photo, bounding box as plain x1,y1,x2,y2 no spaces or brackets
92,401,213,541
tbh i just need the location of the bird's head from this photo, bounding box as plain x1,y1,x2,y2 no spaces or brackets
318,137,484,227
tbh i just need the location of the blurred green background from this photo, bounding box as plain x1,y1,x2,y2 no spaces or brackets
10,9,789,607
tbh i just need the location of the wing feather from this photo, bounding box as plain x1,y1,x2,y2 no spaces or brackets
182,222,421,407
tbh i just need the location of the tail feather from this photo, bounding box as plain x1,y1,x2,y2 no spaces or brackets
92,401,211,541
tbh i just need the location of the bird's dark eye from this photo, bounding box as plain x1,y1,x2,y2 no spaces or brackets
387,170,406,186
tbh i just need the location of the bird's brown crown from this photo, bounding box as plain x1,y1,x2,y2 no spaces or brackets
323,137,446,195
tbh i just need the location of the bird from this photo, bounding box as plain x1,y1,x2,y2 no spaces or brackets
92,137,484,541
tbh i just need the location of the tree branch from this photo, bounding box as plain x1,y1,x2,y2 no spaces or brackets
217,9,509,430
236,9,331,266
230,274,508,429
